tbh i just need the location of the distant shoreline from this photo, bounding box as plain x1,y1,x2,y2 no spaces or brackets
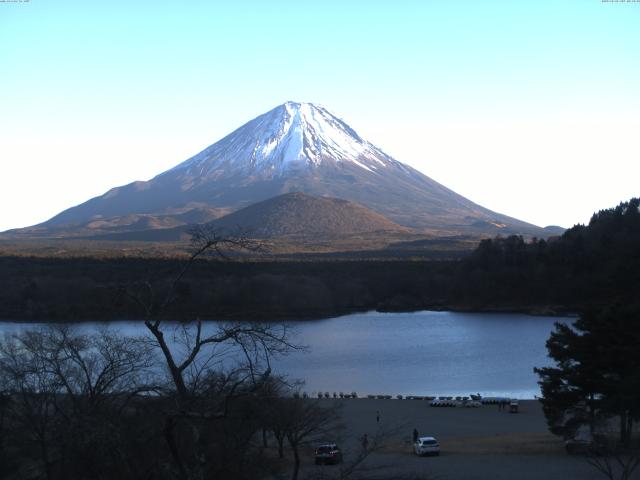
0,305,578,324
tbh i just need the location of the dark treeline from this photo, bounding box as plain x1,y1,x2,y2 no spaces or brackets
456,197,640,311
0,258,456,321
1,197,639,322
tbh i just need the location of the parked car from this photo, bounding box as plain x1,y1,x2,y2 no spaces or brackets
414,436,440,456
315,444,343,465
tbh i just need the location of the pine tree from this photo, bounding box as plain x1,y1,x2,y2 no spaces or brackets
535,305,640,444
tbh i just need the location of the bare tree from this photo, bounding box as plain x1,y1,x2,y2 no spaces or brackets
0,326,156,480
263,381,306,460
307,422,411,480
268,396,290,459
0,331,65,480
121,226,294,400
335,427,398,480
119,225,301,479
280,398,343,480
0,386,11,478
23,327,154,412
0,228,302,480
586,437,640,480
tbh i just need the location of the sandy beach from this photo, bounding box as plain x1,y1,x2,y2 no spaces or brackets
294,398,628,480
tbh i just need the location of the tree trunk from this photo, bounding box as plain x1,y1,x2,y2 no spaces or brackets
588,394,595,434
291,445,300,480
278,437,284,459
620,410,628,446
40,440,53,480
145,324,189,399
164,417,189,480
190,420,206,480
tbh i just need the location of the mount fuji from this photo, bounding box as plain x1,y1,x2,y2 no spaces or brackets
13,101,555,239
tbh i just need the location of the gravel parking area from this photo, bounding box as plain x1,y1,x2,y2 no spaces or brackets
294,398,633,479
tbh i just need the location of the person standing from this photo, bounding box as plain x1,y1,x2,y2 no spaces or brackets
376,410,380,424
413,428,419,443
362,434,369,450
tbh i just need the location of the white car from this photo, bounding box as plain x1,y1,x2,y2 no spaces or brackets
414,436,440,456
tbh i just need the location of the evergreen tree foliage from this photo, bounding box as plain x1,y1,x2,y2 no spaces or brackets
458,197,640,309
535,305,640,444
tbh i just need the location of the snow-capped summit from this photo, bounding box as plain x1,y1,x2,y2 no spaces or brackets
33,101,548,238
169,101,399,179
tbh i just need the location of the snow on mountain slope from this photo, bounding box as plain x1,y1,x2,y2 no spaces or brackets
30,101,549,238
169,102,397,178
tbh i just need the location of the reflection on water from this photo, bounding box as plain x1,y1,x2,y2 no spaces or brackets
277,311,570,399
0,310,570,399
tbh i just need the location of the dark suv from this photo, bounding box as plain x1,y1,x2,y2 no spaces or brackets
314,444,343,465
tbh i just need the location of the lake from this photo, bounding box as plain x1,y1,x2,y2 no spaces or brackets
0,310,570,399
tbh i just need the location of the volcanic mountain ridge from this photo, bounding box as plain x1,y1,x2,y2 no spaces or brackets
4,101,561,240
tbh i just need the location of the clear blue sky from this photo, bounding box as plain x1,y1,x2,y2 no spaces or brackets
1,0,639,231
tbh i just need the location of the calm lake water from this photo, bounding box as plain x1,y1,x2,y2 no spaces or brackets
0,311,571,399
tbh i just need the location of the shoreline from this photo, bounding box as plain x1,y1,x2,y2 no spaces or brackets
308,395,539,402
0,305,579,324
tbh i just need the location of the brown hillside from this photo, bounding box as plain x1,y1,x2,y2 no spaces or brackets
210,192,410,238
